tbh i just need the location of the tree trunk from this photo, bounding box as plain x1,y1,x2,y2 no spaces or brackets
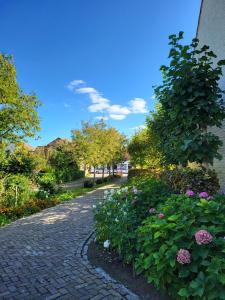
93,166,96,183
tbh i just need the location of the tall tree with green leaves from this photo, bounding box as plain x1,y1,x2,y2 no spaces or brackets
0,54,40,142
152,32,225,167
128,127,163,168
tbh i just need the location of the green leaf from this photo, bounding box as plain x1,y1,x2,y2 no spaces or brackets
178,288,189,297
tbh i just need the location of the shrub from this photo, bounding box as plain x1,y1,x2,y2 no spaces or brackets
94,178,171,263
1,174,32,207
161,167,220,195
103,177,108,183
84,180,94,188
128,168,161,180
96,178,103,185
36,172,57,194
36,189,50,200
135,193,225,299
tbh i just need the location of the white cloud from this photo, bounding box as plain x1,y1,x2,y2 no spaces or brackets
131,124,147,131
109,114,126,120
129,98,148,113
67,79,148,120
108,104,130,115
96,116,109,121
64,103,71,108
67,80,85,91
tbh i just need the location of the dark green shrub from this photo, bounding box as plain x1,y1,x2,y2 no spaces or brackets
83,180,94,188
135,194,225,299
36,172,57,194
128,168,161,180
96,178,103,185
103,177,108,183
161,167,220,195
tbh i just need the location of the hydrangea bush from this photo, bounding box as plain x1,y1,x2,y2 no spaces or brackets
135,193,225,299
94,178,171,263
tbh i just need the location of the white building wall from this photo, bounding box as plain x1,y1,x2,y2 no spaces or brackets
197,0,225,191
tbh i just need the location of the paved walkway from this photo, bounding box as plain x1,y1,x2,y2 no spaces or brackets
0,180,137,300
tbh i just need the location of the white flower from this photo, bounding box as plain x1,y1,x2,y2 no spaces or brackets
115,218,119,222
92,205,96,208
99,201,102,205
103,240,110,248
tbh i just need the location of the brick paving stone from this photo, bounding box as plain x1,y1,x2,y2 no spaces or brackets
0,179,138,300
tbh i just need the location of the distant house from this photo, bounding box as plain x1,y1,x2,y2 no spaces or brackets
35,138,70,157
197,0,225,191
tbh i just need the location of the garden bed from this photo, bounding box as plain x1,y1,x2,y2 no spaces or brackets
88,241,172,300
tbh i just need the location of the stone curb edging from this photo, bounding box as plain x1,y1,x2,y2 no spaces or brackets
76,230,140,300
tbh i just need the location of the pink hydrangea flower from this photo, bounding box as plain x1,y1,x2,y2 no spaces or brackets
177,249,191,264
199,192,209,198
158,213,165,219
186,190,195,197
149,208,156,214
195,230,213,245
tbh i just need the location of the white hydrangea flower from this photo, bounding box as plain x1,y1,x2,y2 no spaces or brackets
103,240,110,248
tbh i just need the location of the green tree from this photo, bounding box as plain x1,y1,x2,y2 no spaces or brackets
0,54,40,142
152,32,225,167
128,127,163,168
48,142,81,182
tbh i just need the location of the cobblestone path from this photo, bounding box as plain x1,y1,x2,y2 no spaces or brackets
0,181,137,300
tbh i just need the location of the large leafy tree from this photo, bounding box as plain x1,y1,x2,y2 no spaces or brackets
0,54,40,142
128,127,163,168
152,32,225,167
71,120,125,178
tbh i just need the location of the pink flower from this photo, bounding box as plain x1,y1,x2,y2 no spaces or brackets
149,208,156,214
199,192,209,198
177,249,191,265
158,213,165,219
186,190,195,197
195,230,213,245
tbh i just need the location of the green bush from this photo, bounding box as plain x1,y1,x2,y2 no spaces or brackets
84,180,94,188
1,174,32,207
96,178,103,185
135,194,225,299
128,168,161,180
94,178,171,263
161,167,220,195
36,172,57,194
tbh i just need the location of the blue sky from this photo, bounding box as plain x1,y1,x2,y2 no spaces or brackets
0,0,201,146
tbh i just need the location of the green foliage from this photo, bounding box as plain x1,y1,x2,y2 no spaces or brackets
94,178,171,263
128,128,164,168
96,178,103,185
83,180,94,188
36,172,57,194
151,32,225,166
72,120,126,177
135,194,225,299
0,174,32,207
48,142,83,182
128,168,161,180
161,167,220,195
0,54,41,142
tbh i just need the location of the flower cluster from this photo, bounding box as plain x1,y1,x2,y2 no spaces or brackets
176,249,191,264
195,230,213,245
199,191,209,198
186,190,195,197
